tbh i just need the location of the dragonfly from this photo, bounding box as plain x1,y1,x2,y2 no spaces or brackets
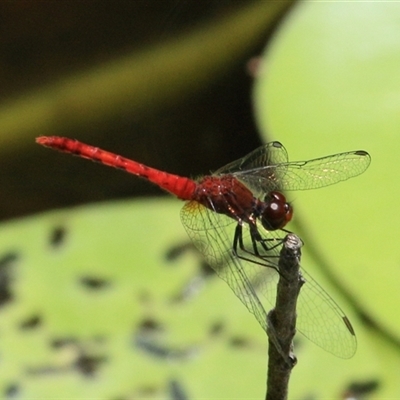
36,136,371,358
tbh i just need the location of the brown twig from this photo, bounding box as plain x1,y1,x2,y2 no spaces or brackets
266,233,304,400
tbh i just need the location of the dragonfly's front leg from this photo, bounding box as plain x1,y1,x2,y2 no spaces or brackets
232,223,258,256
248,220,285,255
232,223,279,271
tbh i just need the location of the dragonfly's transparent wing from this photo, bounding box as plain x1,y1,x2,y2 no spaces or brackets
181,200,272,333
214,142,290,198
214,142,289,174
232,149,371,194
181,201,357,358
297,269,357,358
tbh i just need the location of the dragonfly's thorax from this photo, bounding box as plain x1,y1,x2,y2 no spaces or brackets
194,175,292,230
194,175,256,221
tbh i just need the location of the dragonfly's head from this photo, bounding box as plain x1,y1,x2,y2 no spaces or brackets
261,191,293,231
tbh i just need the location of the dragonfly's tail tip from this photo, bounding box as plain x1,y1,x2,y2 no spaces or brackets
36,136,48,144
36,136,60,146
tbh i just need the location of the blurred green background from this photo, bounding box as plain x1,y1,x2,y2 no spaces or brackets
0,1,399,399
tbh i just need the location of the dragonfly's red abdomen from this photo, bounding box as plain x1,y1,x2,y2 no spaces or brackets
36,136,197,200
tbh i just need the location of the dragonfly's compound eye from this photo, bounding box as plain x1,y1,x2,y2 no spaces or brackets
261,191,293,230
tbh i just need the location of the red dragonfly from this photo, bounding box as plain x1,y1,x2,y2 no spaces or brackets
36,136,370,358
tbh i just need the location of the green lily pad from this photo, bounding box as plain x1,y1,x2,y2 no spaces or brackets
0,199,276,399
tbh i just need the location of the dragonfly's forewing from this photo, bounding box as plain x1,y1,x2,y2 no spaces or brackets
181,201,357,358
214,142,289,198
214,141,289,175
231,149,371,194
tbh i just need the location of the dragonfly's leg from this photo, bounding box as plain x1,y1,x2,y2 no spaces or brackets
233,223,261,256
249,224,263,256
258,236,285,253
232,224,279,271
232,223,242,255
260,227,293,252
248,223,285,259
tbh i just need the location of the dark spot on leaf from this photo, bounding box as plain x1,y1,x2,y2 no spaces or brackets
80,276,111,290
165,241,215,304
134,319,196,361
74,351,107,377
209,321,224,336
43,338,106,377
229,336,250,348
49,226,67,247
138,318,163,333
19,314,42,330
165,242,194,261
0,252,18,307
165,241,214,277
134,339,197,361
169,379,189,400
199,260,214,277
170,275,205,303
343,379,380,397
4,383,19,398
0,252,17,267
50,337,77,349
135,337,171,359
